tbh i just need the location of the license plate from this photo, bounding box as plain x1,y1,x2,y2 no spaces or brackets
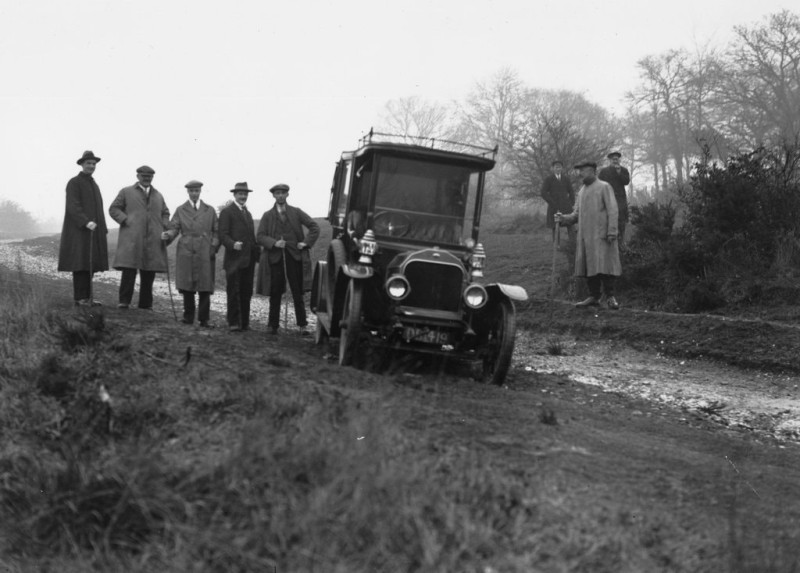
404,326,451,345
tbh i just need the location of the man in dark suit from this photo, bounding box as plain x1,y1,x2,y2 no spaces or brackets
540,160,576,245
598,151,631,245
257,183,320,335
218,182,259,332
58,150,110,306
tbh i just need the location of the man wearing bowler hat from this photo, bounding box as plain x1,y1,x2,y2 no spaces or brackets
219,182,259,332
164,180,219,327
58,150,109,306
598,151,630,245
109,165,171,310
556,161,622,310
257,183,320,335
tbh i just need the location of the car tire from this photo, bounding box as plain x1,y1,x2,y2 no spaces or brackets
338,279,363,366
327,239,347,337
481,298,516,386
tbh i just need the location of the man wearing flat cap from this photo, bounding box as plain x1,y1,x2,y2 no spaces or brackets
218,182,259,332
109,165,171,310
598,151,630,245
58,150,109,306
257,183,320,335
556,161,622,310
164,180,219,327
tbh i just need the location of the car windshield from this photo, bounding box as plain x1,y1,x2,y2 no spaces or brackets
372,156,480,245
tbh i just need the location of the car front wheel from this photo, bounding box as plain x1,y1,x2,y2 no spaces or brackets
338,280,363,366
481,299,516,386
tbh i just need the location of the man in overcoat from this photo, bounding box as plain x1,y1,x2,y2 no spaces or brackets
556,161,622,310
218,182,259,332
108,165,171,310
165,180,219,327
598,151,630,245
58,150,109,306
540,160,575,239
256,183,320,335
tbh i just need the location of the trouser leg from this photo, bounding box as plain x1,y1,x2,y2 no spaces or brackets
119,268,137,305
285,255,306,326
197,292,211,324
72,271,90,301
268,259,286,328
586,275,603,299
226,270,241,327
181,290,196,323
600,274,616,297
138,270,156,308
239,263,255,330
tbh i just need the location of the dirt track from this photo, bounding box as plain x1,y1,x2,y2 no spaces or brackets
4,234,800,570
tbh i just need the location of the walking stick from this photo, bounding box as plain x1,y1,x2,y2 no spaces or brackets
163,239,178,321
550,223,560,299
88,227,94,305
282,237,289,330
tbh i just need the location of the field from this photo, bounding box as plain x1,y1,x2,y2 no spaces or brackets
1,221,800,572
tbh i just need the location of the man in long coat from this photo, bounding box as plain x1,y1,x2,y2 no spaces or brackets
58,150,109,306
108,165,171,310
165,180,219,327
557,161,622,310
540,160,575,238
598,151,631,245
218,182,259,332
256,183,320,335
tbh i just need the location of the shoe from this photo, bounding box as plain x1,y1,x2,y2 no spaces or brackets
299,328,310,336
575,296,601,308
199,321,211,328
117,303,130,309
181,319,193,325
269,326,278,335
229,325,242,332
138,306,153,311
607,296,620,310
75,299,91,307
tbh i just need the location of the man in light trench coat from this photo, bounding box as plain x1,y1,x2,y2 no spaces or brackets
108,165,171,310
165,180,219,327
556,161,622,310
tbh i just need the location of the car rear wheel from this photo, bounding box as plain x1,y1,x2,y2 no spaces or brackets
327,239,347,337
481,299,516,386
338,280,363,366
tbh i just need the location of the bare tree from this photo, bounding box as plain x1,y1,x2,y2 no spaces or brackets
378,96,454,139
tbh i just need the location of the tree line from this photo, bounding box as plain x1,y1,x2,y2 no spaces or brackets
377,9,800,210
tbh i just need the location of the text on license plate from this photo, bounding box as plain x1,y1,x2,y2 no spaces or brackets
404,326,451,345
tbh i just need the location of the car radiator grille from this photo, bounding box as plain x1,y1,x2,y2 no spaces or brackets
403,261,463,312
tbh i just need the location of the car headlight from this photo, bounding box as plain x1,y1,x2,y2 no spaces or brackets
385,274,410,300
463,284,488,309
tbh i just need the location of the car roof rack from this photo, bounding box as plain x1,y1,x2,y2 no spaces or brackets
359,128,498,160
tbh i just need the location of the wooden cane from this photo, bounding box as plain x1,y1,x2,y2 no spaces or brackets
88,227,94,304
550,223,560,299
282,237,289,330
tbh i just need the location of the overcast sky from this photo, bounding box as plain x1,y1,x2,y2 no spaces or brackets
0,0,792,229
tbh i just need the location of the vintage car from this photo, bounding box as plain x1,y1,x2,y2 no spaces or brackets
310,130,528,385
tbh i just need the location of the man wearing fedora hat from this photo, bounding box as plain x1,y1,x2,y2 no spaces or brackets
219,182,259,332
556,161,622,310
58,150,109,306
256,183,319,335
164,180,219,327
598,151,630,245
109,165,171,310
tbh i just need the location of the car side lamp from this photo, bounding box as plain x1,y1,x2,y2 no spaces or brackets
469,243,486,278
358,229,377,265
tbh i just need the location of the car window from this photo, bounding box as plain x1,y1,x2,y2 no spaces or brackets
373,157,478,245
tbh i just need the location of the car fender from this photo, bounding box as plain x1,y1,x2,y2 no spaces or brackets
486,283,528,302
343,263,374,280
